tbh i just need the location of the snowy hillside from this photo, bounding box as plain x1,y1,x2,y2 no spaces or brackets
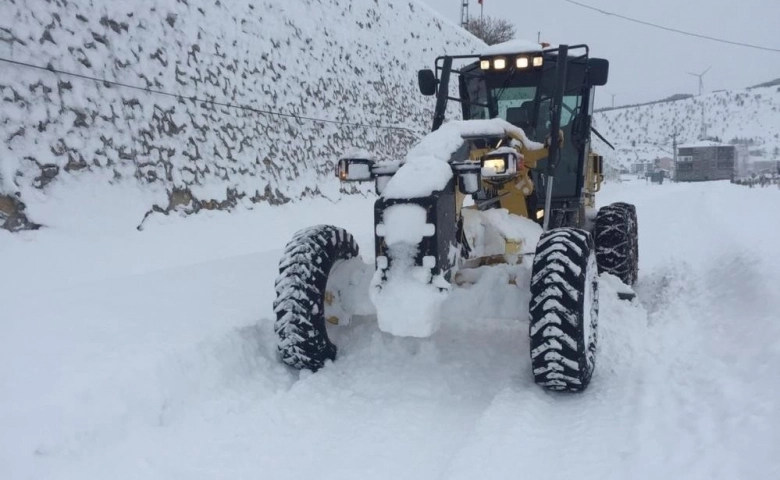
2,179,779,479
0,0,483,231
593,85,780,169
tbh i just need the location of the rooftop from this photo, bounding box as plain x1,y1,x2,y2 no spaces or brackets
678,140,732,149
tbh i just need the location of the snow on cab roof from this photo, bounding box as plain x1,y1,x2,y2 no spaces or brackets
480,39,552,56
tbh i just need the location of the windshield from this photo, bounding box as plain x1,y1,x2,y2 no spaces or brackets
492,86,537,132
461,63,589,199
531,93,583,199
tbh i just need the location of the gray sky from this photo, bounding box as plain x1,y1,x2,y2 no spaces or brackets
421,0,780,109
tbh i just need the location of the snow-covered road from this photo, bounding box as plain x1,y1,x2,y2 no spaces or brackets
2,180,779,479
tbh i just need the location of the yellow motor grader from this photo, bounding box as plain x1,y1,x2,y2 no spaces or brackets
273,42,638,392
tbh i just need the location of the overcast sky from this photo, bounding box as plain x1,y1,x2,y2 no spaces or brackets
421,0,780,109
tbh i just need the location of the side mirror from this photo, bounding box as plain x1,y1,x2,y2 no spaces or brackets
594,155,603,174
588,58,609,86
418,69,438,96
337,158,374,182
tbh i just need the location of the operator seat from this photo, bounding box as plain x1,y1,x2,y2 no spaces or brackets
506,101,535,134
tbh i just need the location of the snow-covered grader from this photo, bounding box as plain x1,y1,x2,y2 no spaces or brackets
273,42,638,392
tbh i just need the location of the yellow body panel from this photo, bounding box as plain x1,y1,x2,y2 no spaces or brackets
455,128,602,267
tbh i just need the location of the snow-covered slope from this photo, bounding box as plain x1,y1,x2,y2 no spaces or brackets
593,86,780,170
0,0,483,230
2,179,779,479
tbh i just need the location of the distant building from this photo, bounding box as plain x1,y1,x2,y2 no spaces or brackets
734,144,750,177
631,161,651,175
676,141,735,182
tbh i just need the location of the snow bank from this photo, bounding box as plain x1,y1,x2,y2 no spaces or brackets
3,177,780,479
0,0,485,230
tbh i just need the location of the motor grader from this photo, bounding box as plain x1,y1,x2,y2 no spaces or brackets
272,42,639,392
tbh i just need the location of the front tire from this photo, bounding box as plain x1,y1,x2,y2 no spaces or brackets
273,225,360,371
529,228,599,392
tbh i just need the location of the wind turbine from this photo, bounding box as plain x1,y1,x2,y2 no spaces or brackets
687,66,712,96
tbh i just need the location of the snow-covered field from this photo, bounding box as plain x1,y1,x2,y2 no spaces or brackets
2,179,779,479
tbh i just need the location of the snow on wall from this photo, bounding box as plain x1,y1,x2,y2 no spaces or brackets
0,0,484,230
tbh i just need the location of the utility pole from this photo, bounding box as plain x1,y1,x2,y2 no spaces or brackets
700,103,707,140
460,0,469,28
671,128,679,181
611,93,617,108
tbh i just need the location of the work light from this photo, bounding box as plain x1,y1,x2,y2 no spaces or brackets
516,57,529,69
481,150,519,179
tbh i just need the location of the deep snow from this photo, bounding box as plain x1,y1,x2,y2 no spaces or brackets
2,179,780,479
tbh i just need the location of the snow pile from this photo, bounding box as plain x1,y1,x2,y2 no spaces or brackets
0,0,484,230
406,118,543,159
370,241,450,338
371,203,447,337
323,257,375,326
380,159,453,199
381,118,541,199
462,207,543,259
377,204,434,245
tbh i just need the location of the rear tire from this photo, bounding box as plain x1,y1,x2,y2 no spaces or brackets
595,202,638,285
273,225,360,371
529,228,599,392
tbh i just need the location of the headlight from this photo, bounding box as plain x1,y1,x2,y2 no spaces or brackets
480,59,491,70
482,158,507,174
533,56,543,67
493,58,507,70
516,57,529,69
536,209,545,220
481,150,519,178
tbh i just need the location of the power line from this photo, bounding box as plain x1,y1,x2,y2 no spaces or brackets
561,0,780,53
0,56,423,137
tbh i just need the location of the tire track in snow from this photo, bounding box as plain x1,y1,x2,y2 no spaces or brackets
438,276,653,480
437,241,777,479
